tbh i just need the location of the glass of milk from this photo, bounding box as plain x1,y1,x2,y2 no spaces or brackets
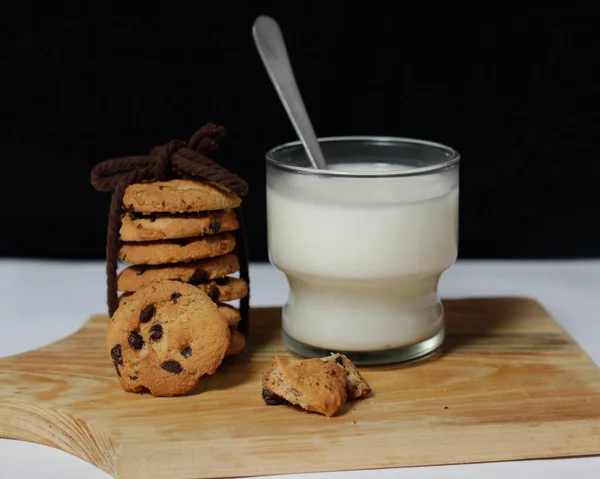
266,137,459,365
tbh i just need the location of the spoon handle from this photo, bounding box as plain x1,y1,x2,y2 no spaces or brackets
252,15,328,170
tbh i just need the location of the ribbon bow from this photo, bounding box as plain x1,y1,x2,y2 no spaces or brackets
91,123,248,195
90,123,250,334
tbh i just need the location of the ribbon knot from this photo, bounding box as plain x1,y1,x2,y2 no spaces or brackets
149,139,187,184
90,123,250,332
91,124,248,196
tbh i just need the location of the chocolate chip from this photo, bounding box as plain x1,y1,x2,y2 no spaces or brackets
150,324,163,341
171,292,182,303
128,376,138,381
209,221,221,233
114,363,121,377
110,344,123,365
135,267,147,276
128,332,144,350
161,360,182,374
161,200,166,207
189,268,210,285
139,304,155,323
335,356,344,366
262,388,288,405
136,224,142,229
214,277,228,286
159,185,164,190
181,347,192,358
207,288,219,302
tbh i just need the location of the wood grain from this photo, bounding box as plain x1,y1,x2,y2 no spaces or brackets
1,297,599,479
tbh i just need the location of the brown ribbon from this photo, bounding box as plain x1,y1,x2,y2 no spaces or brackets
90,123,250,334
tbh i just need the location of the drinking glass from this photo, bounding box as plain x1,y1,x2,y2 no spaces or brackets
266,137,460,365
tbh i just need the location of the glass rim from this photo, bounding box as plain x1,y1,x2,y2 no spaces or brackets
265,136,460,178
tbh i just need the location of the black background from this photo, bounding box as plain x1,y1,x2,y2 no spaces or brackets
2,4,599,261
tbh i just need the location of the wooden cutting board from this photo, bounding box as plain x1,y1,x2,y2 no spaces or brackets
1,297,600,479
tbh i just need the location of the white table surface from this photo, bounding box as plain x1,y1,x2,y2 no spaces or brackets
0,259,599,479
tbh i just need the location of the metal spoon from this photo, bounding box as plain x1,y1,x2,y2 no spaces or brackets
252,15,329,170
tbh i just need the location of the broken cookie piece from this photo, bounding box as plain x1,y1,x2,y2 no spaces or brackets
322,353,371,399
261,355,348,417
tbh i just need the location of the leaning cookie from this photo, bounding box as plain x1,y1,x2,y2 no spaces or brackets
123,179,242,214
120,209,240,242
119,233,236,265
261,356,348,417
117,254,240,291
106,280,231,397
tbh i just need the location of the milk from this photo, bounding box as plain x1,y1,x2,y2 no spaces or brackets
267,162,459,352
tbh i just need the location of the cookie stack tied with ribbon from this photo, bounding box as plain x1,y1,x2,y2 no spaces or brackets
91,124,249,396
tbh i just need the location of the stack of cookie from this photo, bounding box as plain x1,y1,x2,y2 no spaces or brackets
116,178,249,358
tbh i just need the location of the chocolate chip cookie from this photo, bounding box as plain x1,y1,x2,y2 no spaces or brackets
225,331,246,356
192,277,248,303
117,294,241,327
123,179,242,214
117,254,240,291
261,355,349,417
106,280,231,396
120,209,240,242
119,232,236,265
217,304,241,327
121,274,246,302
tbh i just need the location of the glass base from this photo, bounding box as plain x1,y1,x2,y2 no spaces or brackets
282,327,445,366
